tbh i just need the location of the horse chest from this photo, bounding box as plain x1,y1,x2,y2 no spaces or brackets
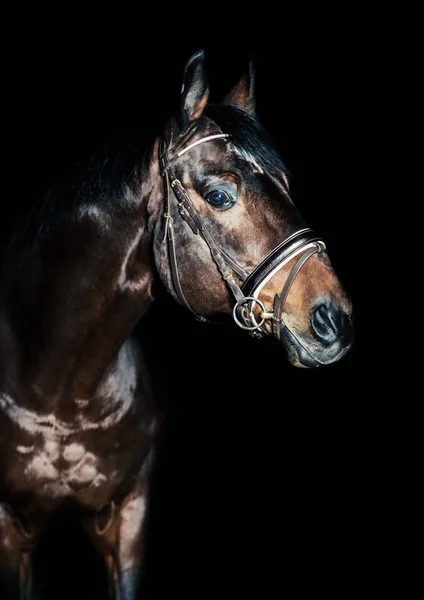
2,427,112,498
22,437,106,491
0,400,138,505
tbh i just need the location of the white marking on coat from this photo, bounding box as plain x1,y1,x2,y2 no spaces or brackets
0,394,70,435
74,398,89,408
119,496,147,569
44,440,60,460
25,443,106,496
67,452,98,485
25,432,60,482
27,453,59,481
75,462,97,483
17,445,35,454
93,473,107,487
13,431,106,496
63,443,85,462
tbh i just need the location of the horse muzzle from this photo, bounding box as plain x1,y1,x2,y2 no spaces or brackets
280,299,354,367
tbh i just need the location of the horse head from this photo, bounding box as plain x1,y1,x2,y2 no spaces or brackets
148,50,353,367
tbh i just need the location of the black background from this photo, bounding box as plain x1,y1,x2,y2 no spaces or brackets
2,11,392,599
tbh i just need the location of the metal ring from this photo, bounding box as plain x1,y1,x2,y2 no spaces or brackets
233,296,266,330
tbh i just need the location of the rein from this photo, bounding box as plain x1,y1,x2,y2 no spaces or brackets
160,129,326,339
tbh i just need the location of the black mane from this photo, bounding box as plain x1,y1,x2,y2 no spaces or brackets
3,105,289,252
205,104,290,179
2,123,162,251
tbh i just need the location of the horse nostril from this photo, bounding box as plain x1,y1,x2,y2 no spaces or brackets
310,302,353,347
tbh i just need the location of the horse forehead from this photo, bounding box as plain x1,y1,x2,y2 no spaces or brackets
175,140,270,184
179,150,228,176
175,131,231,168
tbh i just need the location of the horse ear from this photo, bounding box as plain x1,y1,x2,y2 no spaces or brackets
223,61,256,114
180,49,210,128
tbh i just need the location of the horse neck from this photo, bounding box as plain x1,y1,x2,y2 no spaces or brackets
0,164,160,410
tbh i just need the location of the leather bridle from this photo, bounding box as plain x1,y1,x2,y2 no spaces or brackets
160,128,326,340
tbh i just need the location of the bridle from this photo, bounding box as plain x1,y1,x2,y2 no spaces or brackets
160,127,326,340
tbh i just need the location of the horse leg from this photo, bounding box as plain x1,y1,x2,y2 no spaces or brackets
116,486,149,600
19,552,32,600
0,504,36,600
84,478,149,600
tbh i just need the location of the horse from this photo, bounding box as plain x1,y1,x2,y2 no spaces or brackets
0,48,354,599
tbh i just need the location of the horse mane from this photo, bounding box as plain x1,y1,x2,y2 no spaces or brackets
205,104,291,180
2,122,164,252
3,104,290,253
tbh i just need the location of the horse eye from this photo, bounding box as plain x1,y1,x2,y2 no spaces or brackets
204,190,235,210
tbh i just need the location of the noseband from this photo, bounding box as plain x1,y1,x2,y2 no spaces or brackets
160,128,326,340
